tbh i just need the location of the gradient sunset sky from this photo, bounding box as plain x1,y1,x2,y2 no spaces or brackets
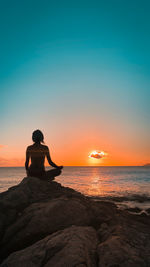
1,0,150,166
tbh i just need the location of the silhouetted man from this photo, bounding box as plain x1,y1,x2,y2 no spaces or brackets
25,129,63,180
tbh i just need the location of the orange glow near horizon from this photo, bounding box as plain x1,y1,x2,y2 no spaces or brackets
0,124,150,167
0,156,149,167
0,145,149,167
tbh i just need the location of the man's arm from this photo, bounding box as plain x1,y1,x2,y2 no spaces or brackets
46,147,63,169
25,147,30,171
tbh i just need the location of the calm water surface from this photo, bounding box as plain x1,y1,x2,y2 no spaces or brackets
0,166,150,198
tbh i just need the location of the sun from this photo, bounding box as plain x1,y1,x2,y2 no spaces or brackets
89,150,105,159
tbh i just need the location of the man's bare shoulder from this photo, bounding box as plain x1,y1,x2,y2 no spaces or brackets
26,144,49,152
26,145,34,151
41,144,49,151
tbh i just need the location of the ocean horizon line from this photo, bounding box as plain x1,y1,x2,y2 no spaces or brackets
0,165,148,168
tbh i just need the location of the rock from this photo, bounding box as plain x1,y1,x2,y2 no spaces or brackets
0,177,82,211
0,176,150,266
97,213,150,266
0,177,83,239
1,197,92,259
98,235,146,267
97,222,112,242
0,177,119,262
88,200,119,228
125,207,141,213
146,208,150,214
0,226,98,267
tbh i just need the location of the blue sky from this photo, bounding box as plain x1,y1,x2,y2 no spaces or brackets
0,0,150,165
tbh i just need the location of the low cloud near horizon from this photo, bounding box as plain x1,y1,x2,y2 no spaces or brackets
89,151,105,159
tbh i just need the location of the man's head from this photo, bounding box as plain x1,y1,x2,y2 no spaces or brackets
32,129,44,143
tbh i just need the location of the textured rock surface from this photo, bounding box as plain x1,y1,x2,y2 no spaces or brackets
0,177,150,266
98,215,150,267
1,226,98,267
1,197,92,258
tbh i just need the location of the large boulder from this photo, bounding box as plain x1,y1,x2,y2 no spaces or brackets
0,226,98,267
1,197,92,259
97,213,150,266
0,177,84,238
0,177,83,212
0,177,119,262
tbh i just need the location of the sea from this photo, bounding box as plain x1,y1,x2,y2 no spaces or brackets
0,166,150,211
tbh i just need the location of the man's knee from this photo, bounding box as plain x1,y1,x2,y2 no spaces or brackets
56,168,61,176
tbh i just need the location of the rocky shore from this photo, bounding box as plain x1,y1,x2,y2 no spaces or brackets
0,177,150,266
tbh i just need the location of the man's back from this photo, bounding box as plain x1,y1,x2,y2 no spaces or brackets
27,143,48,168
25,129,62,179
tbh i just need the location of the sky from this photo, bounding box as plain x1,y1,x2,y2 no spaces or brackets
0,0,150,166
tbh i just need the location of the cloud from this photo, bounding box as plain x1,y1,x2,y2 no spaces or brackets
90,153,102,159
0,145,4,149
89,151,105,159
